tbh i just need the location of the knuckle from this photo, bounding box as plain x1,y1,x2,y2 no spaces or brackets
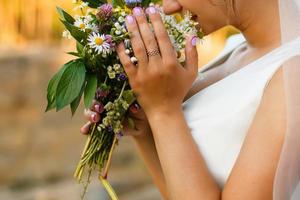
123,60,132,68
164,58,176,68
134,45,145,55
145,38,156,48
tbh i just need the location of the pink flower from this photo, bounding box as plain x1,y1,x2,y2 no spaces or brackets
97,4,113,20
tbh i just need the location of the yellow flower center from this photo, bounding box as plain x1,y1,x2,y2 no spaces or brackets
79,23,85,29
95,37,104,45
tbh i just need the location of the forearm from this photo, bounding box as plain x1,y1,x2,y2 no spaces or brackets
147,106,221,200
132,131,170,200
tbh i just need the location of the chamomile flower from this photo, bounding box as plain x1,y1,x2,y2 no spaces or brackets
88,33,112,55
74,18,87,31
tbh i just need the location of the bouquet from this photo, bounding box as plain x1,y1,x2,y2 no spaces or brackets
45,0,203,199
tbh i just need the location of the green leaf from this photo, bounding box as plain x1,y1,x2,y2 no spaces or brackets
142,0,151,7
122,90,136,105
76,42,84,54
61,20,86,45
56,60,86,111
70,82,86,116
56,7,75,24
84,74,98,109
67,52,81,57
112,0,125,8
82,0,107,8
45,62,70,112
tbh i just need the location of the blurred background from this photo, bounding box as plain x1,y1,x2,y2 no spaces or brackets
0,0,241,199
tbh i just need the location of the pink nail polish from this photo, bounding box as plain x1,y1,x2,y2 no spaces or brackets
148,7,156,14
95,104,100,113
126,15,134,24
191,36,199,46
91,114,97,122
133,7,142,16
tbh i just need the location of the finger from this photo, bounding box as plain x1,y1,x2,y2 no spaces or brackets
84,109,100,123
130,103,141,114
132,7,160,60
184,36,199,78
146,7,176,59
117,42,137,79
125,15,148,65
80,121,92,135
93,102,104,113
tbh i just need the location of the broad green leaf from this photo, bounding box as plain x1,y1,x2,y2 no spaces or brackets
112,0,125,8
61,20,86,45
45,62,70,112
70,82,86,116
82,0,107,8
84,74,98,109
122,90,136,105
56,60,86,111
56,7,75,24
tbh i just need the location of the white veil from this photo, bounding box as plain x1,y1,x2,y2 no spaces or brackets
274,0,300,199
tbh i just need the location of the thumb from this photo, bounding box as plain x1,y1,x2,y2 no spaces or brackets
184,35,199,78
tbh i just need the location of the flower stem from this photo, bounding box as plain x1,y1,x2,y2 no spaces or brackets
74,123,97,181
102,134,118,179
117,81,126,100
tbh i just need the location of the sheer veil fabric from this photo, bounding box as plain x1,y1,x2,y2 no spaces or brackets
274,0,300,199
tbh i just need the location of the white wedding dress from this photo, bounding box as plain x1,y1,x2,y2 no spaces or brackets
182,35,300,198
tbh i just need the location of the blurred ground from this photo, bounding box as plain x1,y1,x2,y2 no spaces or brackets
0,43,166,200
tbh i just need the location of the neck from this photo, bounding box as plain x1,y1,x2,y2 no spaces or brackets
235,0,281,51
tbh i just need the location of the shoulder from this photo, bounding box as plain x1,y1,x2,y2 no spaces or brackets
222,66,286,199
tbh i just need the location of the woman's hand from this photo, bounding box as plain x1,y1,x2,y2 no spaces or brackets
117,6,199,116
80,102,152,139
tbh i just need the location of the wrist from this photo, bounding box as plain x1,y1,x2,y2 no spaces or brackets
146,104,183,122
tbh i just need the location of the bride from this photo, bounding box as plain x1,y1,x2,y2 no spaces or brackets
81,0,300,199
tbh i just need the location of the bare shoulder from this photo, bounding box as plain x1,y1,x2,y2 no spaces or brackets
222,67,286,199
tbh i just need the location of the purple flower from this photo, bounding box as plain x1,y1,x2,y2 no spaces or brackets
117,131,124,139
97,4,113,20
107,125,113,133
105,34,115,48
125,0,142,8
118,73,127,81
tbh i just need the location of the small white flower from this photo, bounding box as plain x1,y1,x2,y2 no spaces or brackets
88,33,112,55
74,18,87,31
118,16,125,23
62,30,71,39
115,30,122,35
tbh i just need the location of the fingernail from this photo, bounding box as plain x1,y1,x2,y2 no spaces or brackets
126,15,134,24
191,36,199,46
133,7,142,16
146,7,156,14
95,104,100,113
134,103,140,110
91,114,97,122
